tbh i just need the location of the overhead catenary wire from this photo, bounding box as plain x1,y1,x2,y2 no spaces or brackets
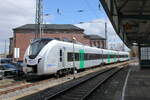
82,0,100,19
55,0,100,18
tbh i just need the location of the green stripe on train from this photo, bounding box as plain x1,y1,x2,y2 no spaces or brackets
79,49,84,68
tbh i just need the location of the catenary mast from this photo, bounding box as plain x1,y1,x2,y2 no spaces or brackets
35,0,43,38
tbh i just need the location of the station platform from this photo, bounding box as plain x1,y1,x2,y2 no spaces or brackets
124,63,150,100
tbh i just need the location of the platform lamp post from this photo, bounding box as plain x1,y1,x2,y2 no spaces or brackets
4,40,7,58
72,36,76,79
105,22,107,49
122,30,125,51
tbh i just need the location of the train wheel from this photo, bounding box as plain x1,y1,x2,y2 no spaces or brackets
0,75,4,80
55,70,62,78
54,73,60,78
66,69,71,75
73,69,77,74
101,63,104,66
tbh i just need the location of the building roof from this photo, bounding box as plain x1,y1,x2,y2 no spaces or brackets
84,34,106,40
13,24,84,31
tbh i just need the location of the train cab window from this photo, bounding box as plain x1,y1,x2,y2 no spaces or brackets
29,38,52,59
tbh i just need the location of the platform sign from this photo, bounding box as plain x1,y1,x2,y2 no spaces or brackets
141,47,147,60
140,46,150,68
140,47,150,60
14,48,20,58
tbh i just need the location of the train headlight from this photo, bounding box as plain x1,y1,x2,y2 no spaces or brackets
38,58,42,63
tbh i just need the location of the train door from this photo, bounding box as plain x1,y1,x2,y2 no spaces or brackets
107,51,110,64
102,50,104,64
59,48,66,69
79,49,84,69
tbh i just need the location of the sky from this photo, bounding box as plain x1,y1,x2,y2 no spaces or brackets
0,0,128,54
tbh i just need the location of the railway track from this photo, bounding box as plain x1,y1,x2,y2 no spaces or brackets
44,66,124,100
0,81,26,89
0,77,55,96
0,81,29,92
0,75,53,90
0,61,134,99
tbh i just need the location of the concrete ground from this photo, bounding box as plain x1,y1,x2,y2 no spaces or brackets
124,63,150,100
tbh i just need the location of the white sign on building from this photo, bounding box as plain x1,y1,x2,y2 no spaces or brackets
14,48,20,58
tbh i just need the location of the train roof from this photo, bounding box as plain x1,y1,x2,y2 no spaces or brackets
31,38,55,43
53,40,129,53
34,39,129,54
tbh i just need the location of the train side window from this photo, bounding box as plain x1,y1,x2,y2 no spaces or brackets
75,53,79,61
103,54,105,58
84,53,87,60
67,53,73,61
60,49,62,62
60,49,62,56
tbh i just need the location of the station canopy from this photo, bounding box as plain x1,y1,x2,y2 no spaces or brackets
101,0,150,46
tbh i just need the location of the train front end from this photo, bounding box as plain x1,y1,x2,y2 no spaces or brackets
24,38,53,75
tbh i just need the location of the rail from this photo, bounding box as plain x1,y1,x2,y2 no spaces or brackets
45,67,124,100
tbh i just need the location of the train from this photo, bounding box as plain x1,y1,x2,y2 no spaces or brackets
24,38,129,76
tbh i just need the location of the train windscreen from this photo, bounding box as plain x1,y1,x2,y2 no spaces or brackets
29,38,53,59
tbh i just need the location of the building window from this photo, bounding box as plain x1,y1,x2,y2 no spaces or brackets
98,41,100,48
90,40,92,47
91,40,94,47
94,41,96,46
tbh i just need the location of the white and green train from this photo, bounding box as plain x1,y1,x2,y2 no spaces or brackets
24,38,129,75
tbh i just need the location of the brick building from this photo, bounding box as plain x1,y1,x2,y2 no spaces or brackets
10,24,106,61
84,35,106,48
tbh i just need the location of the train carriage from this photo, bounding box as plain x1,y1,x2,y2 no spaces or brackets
24,38,129,76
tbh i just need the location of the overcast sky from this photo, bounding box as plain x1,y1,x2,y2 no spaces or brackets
0,0,128,54
0,0,35,53
75,19,128,51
